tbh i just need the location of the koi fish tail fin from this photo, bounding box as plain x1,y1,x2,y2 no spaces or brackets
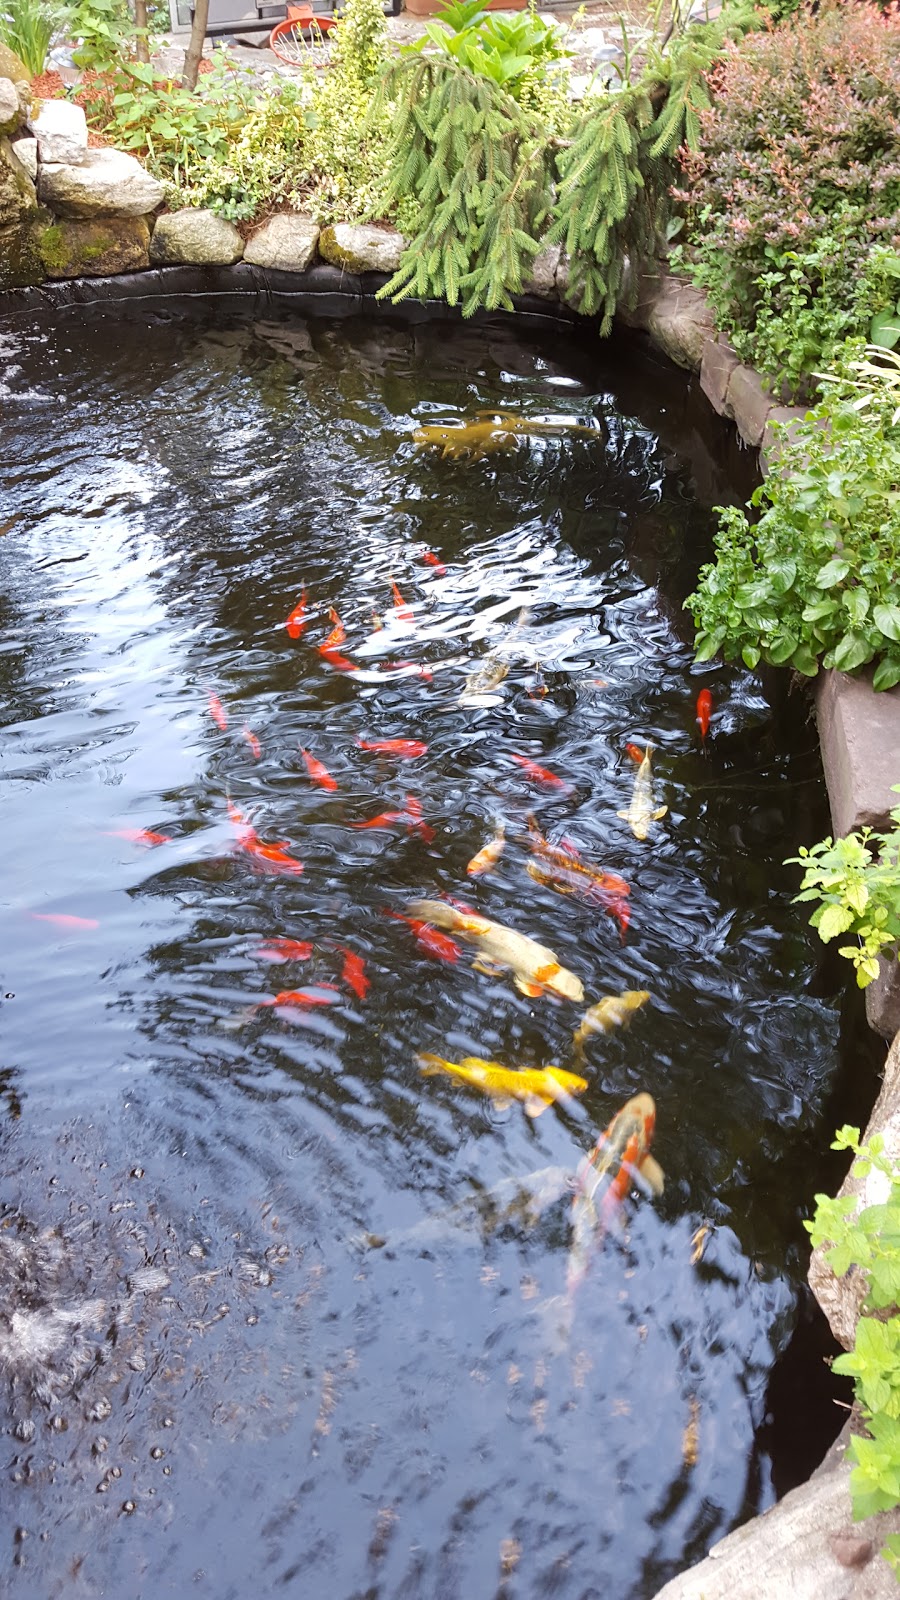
637,1154,665,1197
616,809,631,823
417,1054,446,1077
653,806,668,821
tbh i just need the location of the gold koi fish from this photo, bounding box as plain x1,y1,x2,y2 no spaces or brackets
467,822,506,877
458,606,530,708
408,898,584,1002
526,816,631,936
413,412,600,461
418,1053,588,1117
572,989,651,1054
617,743,667,841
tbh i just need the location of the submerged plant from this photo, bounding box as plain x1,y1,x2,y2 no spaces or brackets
787,790,900,987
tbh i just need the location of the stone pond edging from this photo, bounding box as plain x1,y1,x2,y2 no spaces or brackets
4,98,900,1600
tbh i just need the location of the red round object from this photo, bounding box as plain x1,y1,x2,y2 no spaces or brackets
269,10,334,61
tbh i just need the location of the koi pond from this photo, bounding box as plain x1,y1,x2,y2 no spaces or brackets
0,302,859,1598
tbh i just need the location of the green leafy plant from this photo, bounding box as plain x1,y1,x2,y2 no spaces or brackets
686,344,900,689
787,790,900,986
806,1126,900,1570
0,0,57,76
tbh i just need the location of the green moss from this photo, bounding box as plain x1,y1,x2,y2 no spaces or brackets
36,221,67,270
0,219,43,287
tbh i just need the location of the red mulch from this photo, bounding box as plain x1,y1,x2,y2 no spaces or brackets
31,69,66,98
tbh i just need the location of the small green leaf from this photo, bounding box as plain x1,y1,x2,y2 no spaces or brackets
874,604,900,644
816,559,851,589
818,902,856,942
741,643,761,669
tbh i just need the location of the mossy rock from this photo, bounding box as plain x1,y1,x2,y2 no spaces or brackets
0,218,43,288
34,216,151,279
0,43,31,84
0,135,36,230
318,223,405,275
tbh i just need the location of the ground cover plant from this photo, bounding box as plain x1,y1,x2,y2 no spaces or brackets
807,1126,900,1578
672,0,900,398
788,788,900,987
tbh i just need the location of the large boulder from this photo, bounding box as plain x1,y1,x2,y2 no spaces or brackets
244,212,319,272
318,222,405,274
34,215,151,278
523,242,562,300
0,134,37,229
27,99,88,166
38,148,164,219
0,77,20,137
0,217,44,288
149,208,243,266
0,42,30,85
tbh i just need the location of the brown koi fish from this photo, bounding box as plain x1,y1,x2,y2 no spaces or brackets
413,412,601,461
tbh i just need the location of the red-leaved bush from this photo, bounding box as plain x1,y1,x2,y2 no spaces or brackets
675,2,900,383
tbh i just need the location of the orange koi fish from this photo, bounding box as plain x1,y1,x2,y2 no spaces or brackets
566,1093,663,1295
337,946,369,1001
323,608,346,649
625,742,644,764
356,737,428,759
421,549,447,576
300,747,338,791
319,646,358,673
467,822,506,878
525,816,631,937
353,796,434,842
242,726,262,760
285,590,308,640
226,802,305,877
384,909,461,963
30,912,99,930
389,578,414,622
259,985,340,1011
696,688,713,744
208,692,228,731
253,938,314,963
510,753,573,795
105,828,172,846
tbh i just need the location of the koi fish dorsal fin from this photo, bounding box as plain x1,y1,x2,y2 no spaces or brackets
638,1154,665,1196
515,978,545,999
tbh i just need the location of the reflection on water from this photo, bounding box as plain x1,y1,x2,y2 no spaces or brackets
0,303,839,1598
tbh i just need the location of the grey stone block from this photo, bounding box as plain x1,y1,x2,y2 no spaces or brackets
724,363,774,448
699,337,739,414
816,668,900,837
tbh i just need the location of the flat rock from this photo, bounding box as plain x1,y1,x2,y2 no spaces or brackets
244,213,319,272
0,76,20,136
12,134,37,180
700,336,740,415
149,209,243,266
27,99,88,166
39,148,164,218
725,363,775,448
809,1029,900,1347
816,669,900,838
0,135,37,230
647,281,716,373
34,215,151,278
651,1424,900,1600
318,223,405,274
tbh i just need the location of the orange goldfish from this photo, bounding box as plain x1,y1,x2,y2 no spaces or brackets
208,692,228,731
389,578,414,622
337,946,369,1000
625,742,644,764
421,549,447,575
300,747,338,791
323,608,346,648
353,795,434,842
525,816,630,935
260,985,340,1011
30,912,99,930
285,590,308,639
105,828,172,846
318,646,357,673
253,938,313,963
356,737,428,759
696,688,713,743
242,726,262,760
384,910,461,963
466,822,506,877
226,802,304,876
418,1053,588,1118
567,1093,663,1294
510,753,572,794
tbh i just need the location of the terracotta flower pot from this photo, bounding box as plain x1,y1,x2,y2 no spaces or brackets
403,0,525,14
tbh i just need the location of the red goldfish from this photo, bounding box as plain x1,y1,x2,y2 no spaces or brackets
510,753,573,794
300,747,338,791
105,828,172,846
625,742,644,764
389,578,414,622
356,737,428,759
421,549,447,576
30,912,99,930
696,688,713,743
260,985,340,1011
253,938,313,963
337,946,369,1001
384,910,461,963
208,693,228,731
242,726,261,760
285,590,308,639
319,646,358,673
226,802,304,876
353,796,434,843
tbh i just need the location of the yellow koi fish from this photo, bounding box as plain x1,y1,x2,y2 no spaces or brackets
617,743,667,841
408,898,584,1001
572,989,651,1055
418,1053,588,1117
413,412,600,461
467,822,506,878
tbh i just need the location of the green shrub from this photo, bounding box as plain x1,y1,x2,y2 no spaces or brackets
686,344,900,689
674,2,900,394
806,1126,900,1577
787,790,900,986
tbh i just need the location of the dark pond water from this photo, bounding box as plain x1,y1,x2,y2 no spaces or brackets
0,302,846,1599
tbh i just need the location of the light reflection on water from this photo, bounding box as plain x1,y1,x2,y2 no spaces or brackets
0,303,836,1598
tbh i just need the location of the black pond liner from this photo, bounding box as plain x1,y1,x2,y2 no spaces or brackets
0,260,881,1570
